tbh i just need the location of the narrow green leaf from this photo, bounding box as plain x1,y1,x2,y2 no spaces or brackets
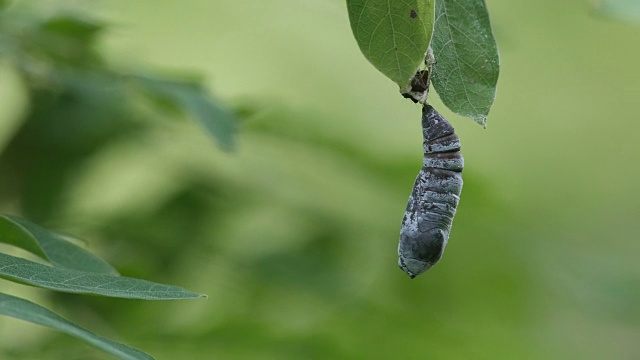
0,292,154,360
0,215,118,275
347,0,435,88
40,15,105,43
431,0,499,126
595,0,640,22
133,76,237,150
0,253,204,300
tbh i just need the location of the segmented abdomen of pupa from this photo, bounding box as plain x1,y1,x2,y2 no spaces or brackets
398,105,463,278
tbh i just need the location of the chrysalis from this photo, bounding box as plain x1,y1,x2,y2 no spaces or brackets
398,105,463,278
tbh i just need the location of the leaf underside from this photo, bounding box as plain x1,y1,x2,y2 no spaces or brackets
0,252,203,300
431,0,499,126
347,0,435,88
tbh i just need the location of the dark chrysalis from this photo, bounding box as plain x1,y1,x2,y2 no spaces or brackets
398,105,463,278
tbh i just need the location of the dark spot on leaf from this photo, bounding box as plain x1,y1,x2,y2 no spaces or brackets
394,47,398,51
410,10,417,18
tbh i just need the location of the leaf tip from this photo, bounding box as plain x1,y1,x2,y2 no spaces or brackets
475,116,487,128
464,112,488,127
181,291,207,300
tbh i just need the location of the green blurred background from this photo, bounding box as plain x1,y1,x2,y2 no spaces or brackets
1,0,639,359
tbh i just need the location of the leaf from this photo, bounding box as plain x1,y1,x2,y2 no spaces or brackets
0,292,154,360
595,0,640,22
15,15,105,67
40,15,105,43
132,76,237,150
0,253,204,300
347,0,435,88
430,0,499,126
0,215,118,275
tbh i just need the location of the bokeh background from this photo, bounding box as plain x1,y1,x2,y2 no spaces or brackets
1,0,639,359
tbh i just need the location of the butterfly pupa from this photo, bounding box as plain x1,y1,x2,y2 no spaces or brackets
398,105,463,278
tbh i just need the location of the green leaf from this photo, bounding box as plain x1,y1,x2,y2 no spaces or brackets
40,15,105,43
0,253,204,300
347,0,435,88
12,15,105,67
133,76,237,150
0,215,118,275
431,0,499,126
0,292,154,360
595,0,640,22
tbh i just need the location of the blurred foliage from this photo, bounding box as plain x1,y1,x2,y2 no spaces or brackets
0,2,228,359
594,0,640,23
0,5,236,220
1,0,639,359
